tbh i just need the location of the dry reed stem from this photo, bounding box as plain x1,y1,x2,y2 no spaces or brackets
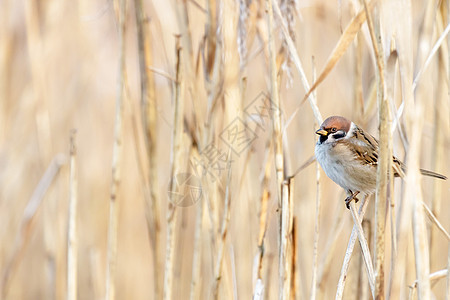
164,40,184,300
388,0,415,297
335,196,370,300
412,23,450,91
133,0,163,297
385,48,399,300
67,130,78,300
288,155,316,179
266,2,289,298
266,0,284,200
279,178,294,300
189,149,203,300
405,96,431,300
393,0,442,129
421,201,450,241
212,153,232,299
254,279,264,300
363,1,390,298
146,67,176,82
349,201,375,298
2,1,449,299
0,156,64,298
0,1,11,143
310,62,320,300
353,25,365,122
105,0,126,299
358,220,371,299
25,0,53,162
290,217,298,300
252,140,272,296
430,10,448,272
230,245,238,300
205,0,218,80
301,0,375,107
400,2,438,296
409,269,449,294
447,247,450,300
316,208,346,296
254,141,273,286
271,0,322,127
309,159,320,300
175,0,193,59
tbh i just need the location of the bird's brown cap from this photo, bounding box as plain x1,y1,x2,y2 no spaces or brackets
316,116,351,136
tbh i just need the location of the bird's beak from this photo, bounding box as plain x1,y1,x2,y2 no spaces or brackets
315,129,328,136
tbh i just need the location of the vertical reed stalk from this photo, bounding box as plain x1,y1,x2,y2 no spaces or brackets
212,153,232,299
189,181,202,300
409,113,431,300
254,141,273,294
133,0,162,297
363,1,390,298
105,0,126,299
446,247,450,300
164,40,184,300
309,157,320,300
279,179,293,300
265,0,284,201
67,130,78,300
310,61,320,300
290,217,298,300
430,11,447,272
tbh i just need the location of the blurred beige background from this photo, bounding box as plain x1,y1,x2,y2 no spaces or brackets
0,0,448,299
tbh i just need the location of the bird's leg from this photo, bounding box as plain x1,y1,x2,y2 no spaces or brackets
345,190,360,209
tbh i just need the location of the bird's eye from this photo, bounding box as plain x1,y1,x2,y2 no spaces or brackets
331,127,337,133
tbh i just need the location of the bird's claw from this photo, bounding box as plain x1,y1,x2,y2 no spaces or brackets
345,191,360,209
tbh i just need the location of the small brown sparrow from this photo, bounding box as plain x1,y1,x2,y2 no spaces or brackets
315,116,447,208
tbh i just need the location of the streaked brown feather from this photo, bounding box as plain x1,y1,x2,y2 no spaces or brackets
344,125,446,180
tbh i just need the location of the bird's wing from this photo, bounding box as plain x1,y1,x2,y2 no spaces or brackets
345,127,405,177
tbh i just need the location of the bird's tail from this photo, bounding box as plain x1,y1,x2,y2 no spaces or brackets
420,169,447,180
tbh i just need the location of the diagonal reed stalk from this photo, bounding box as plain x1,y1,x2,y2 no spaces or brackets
335,196,370,300
0,156,64,298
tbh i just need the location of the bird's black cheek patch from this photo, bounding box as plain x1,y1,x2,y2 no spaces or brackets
319,135,328,144
332,131,346,140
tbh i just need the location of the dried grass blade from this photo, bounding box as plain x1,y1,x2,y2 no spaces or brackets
271,0,322,126
412,22,450,91
301,0,375,106
421,201,450,241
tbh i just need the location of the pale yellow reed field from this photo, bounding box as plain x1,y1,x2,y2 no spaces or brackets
0,0,449,299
